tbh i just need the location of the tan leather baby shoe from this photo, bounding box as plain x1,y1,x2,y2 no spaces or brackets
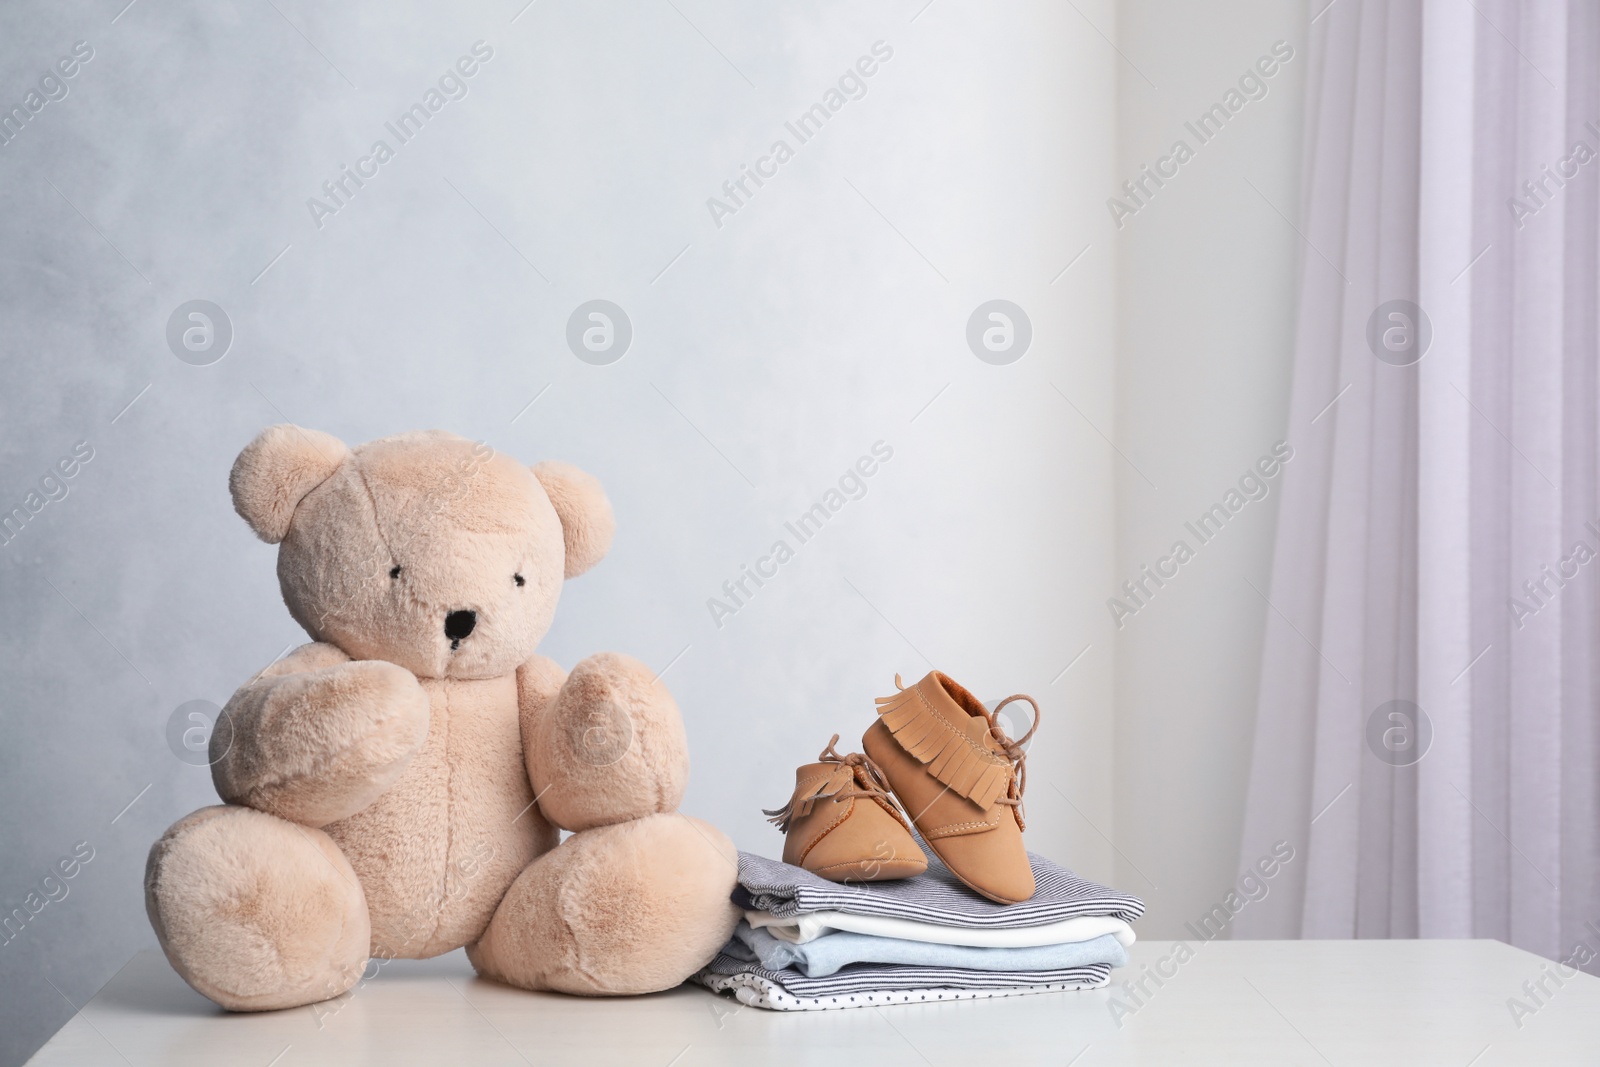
763,736,928,883
863,671,1039,904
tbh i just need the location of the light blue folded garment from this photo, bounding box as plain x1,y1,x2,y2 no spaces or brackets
724,919,1128,978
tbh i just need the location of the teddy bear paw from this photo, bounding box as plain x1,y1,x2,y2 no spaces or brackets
527,652,689,832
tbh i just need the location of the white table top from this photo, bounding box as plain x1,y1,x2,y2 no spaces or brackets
27,939,1600,1065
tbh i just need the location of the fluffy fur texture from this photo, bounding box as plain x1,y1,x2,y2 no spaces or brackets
469,813,742,994
146,426,738,1011
144,806,370,1011
532,461,615,579
529,652,690,832
212,645,430,827
277,431,567,681
230,425,349,544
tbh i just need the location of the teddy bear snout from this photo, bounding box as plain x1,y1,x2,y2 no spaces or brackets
444,609,477,647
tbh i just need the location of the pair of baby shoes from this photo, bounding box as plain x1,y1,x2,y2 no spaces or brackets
765,670,1040,904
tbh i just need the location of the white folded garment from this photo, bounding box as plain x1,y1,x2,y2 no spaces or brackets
744,908,1137,949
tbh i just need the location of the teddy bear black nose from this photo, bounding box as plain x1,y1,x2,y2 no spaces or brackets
444,610,477,641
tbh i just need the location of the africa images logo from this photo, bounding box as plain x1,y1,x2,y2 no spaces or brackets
305,41,494,230
1106,40,1295,229
0,40,94,149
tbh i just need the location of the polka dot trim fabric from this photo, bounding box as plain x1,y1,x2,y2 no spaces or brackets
691,967,1109,1011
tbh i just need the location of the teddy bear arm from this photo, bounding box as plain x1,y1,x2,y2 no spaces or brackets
527,652,690,833
212,643,430,827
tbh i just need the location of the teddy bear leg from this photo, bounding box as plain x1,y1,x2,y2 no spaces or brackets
469,813,740,995
146,805,371,1011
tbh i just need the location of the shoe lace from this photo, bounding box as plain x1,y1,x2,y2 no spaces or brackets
981,694,1039,812
888,673,1040,809
762,735,901,832
817,734,897,801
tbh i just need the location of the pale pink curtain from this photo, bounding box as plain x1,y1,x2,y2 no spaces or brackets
1236,0,1600,967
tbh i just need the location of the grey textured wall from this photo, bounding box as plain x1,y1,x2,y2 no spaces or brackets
1112,0,1304,945
0,1,1117,1062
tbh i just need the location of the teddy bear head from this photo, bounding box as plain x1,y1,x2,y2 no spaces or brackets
228,425,613,680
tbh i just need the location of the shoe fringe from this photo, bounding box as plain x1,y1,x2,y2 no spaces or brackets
762,765,850,832
874,686,1013,811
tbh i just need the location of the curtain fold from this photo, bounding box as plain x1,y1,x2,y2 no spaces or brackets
1236,0,1600,967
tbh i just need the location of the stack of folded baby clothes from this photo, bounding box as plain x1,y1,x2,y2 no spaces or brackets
692,844,1144,1010
693,671,1144,1011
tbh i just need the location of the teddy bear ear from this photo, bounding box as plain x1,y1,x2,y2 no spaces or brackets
532,461,615,579
229,424,349,543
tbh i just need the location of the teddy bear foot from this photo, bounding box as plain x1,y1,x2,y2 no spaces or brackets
469,812,740,995
146,805,371,1011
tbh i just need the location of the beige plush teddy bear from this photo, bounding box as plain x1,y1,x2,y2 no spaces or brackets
144,426,739,1010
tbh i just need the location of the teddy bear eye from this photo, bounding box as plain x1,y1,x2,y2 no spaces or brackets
389,565,402,579
514,573,525,587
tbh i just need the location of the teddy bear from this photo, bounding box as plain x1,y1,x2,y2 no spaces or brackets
144,425,740,1010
